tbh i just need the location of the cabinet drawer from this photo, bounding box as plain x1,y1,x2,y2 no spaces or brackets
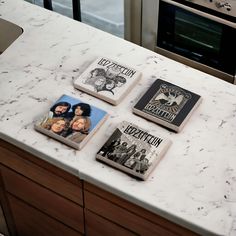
7,193,82,236
84,182,198,236
0,140,83,205
85,209,136,236
1,165,84,234
85,190,175,236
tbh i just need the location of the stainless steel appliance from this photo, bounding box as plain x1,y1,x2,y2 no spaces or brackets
142,0,236,84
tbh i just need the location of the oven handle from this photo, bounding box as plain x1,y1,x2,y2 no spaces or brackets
162,0,236,28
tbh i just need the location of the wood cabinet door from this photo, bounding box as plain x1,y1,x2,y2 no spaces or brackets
0,140,85,235
1,165,84,233
84,182,199,236
0,139,83,205
7,194,82,236
0,204,10,236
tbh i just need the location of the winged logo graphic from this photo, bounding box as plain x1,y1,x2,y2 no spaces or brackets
155,92,184,106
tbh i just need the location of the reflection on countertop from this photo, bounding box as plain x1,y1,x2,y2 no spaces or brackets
0,18,23,54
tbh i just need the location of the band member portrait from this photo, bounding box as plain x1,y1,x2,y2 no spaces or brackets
91,68,106,77
103,79,116,95
114,76,126,87
66,116,91,143
84,68,106,86
101,138,121,158
106,67,120,80
49,101,71,118
118,144,137,165
131,149,149,173
109,141,128,162
68,102,91,119
42,117,69,137
93,76,107,92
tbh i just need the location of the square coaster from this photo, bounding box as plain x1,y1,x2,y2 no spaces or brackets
133,79,202,132
73,57,141,105
35,94,108,150
96,121,171,180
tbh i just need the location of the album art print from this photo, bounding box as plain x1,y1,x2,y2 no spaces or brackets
96,121,171,180
34,95,108,150
133,79,202,132
73,57,141,105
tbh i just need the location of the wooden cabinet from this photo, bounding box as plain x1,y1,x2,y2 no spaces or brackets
0,204,9,236
84,209,136,236
0,139,199,236
7,194,82,236
84,182,199,236
0,140,84,236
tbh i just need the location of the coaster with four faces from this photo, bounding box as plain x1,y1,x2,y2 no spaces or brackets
35,94,108,149
73,57,141,105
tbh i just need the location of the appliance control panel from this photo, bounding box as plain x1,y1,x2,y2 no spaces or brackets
184,0,236,17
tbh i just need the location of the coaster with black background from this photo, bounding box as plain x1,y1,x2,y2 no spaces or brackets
133,79,202,132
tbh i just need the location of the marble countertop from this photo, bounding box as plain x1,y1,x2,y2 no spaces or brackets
1,0,236,235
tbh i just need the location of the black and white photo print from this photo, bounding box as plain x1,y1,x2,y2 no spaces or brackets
73,57,141,105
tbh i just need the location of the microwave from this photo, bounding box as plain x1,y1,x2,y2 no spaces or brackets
141,0,236,84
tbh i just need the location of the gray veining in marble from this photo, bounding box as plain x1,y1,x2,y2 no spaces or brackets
0,1,236,235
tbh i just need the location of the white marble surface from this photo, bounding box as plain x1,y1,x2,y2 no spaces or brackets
1,0,236,235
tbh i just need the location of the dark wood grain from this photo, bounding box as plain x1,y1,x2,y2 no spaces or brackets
8,194,82,236
1,165,84,233
0,140,83,205
84,182,199,236
85,209,137,236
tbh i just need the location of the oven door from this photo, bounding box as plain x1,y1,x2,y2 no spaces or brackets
152,0,236,83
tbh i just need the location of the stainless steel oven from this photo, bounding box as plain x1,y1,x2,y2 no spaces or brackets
142,0,236,84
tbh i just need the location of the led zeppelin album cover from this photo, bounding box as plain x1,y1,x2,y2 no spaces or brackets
35,94,108,150
96,121,171,180
133,79,202,132
73,57,141,105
